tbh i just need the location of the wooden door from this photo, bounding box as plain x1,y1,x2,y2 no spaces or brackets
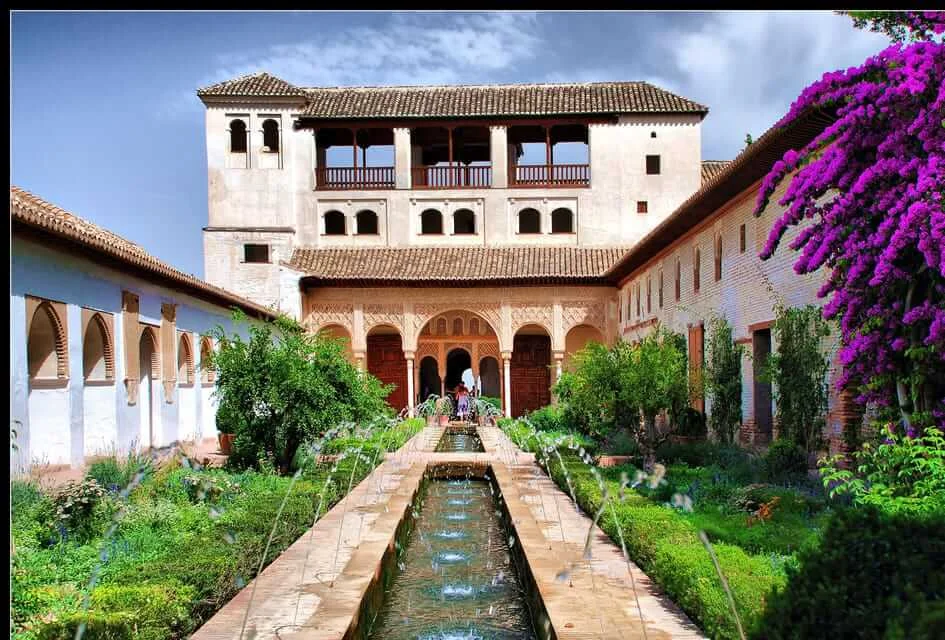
366,334,407,411
510,334,551,416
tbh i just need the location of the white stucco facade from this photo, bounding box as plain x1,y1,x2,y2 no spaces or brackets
10,235,259,472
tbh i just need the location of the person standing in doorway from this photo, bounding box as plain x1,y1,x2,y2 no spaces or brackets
455,382,470,421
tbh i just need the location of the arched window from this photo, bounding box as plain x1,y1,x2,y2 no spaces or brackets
178,333,194,385
453,209,475,235
229,119,247,153
469,317,480,335
356,210,379,235
324,210,346,235
28,302,67,380
714,234,723,281
83,313,114,382
518,208,541,234
261,119,279,152
200,337,215,384
436,317,448,335
658,270,664,309
452,317,464,335
646,276,652,314
421,209,443,234
551,208,574,233
140,327,160,380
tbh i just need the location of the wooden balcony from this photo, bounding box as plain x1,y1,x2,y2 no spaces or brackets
315,166,395,190
510,164,590,188
412,165,492,189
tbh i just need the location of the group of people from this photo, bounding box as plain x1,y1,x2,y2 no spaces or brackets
452,381,474,420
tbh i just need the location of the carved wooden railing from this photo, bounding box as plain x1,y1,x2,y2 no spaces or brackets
510,164,590,187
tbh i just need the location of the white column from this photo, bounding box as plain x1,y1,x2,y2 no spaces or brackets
502,352,512,418
354,351,367,372
490,126,508,188
394,127,412,189
554,352,564,382
405,354,415,416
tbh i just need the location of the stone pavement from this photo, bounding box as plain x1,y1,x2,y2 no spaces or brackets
191,424,704,640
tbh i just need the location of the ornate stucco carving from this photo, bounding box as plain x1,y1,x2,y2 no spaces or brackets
509,302,554,336
363,303,405,334
305,303,355,333
561,300,607,333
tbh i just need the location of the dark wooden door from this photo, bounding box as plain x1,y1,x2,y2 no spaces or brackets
688,325,705,413
367,334,407,411
510,334,551,416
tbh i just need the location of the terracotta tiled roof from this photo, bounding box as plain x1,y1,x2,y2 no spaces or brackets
197,72,309,98
286,246,629,284
298,81,708,119
701,160,731,184
198,72,707,118
11,186,277,319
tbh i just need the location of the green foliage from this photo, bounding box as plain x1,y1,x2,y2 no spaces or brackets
52,479,108,543
12,420,420,640
524,404,566,432
675,407,708,439
842,10,942,42
764,439,809,482
705,316,745,443
755,506,945,639
600,428,640,456
656,441,761,484
819,424,945,515
765,305,831,454
208,310,392,472
560,327,689,466
543,452,784,639
86,450,154,492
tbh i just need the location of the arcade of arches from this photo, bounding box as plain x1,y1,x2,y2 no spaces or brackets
303,287,611,417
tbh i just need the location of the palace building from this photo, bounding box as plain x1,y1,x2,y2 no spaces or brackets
10,72,855,470
196,72,854,448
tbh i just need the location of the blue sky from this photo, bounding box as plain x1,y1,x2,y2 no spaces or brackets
12,11,889,278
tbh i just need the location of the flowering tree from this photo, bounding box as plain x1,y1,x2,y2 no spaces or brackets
755,12,945,430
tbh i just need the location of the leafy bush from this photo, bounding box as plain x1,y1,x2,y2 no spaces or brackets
705,316,744,443
86,450,154,492
600,428,640,456
764,439,808,482
52,479,108,543
819,424,945,515
755,506,945,639
542,452,783,639
524,404,566,432
656,441,761,484
209,311,392,473
675,407,708,438
180,472,241,504
764,305,831,455
560,327,689,467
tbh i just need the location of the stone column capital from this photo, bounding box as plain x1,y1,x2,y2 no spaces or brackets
404,350,416,361
501,351,512,361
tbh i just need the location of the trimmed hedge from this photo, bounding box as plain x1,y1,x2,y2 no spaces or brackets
542,452,784,639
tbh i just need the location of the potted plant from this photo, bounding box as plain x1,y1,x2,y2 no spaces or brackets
215,406,237,455
475,396,502,427
435,395,453,426
416,394,439,426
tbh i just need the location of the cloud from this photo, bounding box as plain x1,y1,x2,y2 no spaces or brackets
663,11,890,159
203,12,542,88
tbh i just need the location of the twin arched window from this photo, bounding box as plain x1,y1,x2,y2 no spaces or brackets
551,208,574,233
453,209,475,234
421,209,443,235
356,210,379,235
83,313,115,382
178,333,194,385
518,208,541,234
261,119,279,152
324,210,346,236
28,301,68,381
229,119,247,153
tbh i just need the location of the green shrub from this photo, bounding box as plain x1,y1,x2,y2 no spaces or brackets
544,452,783,639
656,441,760,483
676,407,708,438
600,429,640,456
764,439,808,482
524,404,566,432
209,311,392,473
86,450,154,492
755,506,945,639
52,479,109,543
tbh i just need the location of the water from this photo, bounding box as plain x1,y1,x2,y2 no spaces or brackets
436,430,485,453
367,479,538,640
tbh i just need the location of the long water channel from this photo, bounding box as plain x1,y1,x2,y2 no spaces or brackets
366,477,539,640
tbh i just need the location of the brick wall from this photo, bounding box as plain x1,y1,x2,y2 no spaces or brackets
618,179,853,455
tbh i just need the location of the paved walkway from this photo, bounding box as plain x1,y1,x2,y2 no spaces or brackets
192,424,704,639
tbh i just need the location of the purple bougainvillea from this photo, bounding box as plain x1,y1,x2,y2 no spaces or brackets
755,12,945,428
